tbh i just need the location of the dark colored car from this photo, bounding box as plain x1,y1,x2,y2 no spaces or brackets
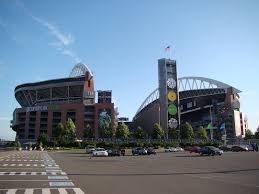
132,147,147,155
200,146,223,156
184,146,193,151
219,146,231,152
147,148,156,155
189,146,201,153
231,145,248,152
107,148,121,156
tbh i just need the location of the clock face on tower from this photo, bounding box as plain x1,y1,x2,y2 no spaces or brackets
167,78,176,89
168,118,178,129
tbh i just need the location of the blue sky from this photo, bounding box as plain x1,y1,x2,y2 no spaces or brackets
0,0,259,140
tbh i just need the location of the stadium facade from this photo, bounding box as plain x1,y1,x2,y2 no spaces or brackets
11,63,117,141
133,58,248,139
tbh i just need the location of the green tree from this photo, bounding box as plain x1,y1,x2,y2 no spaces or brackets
84,124,94,138
180,122,194,140
115,122,130,139
152,123,165,139
59,118,77,146
168,129,179,139
245,129,253,139
102,127,113,138
37,133,48,146
195,126,208,139
53,123,64,137
254,127,259,139
14,139,21,149
134,126,146,139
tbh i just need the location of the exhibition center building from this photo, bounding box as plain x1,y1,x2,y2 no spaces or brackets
11,64,117,141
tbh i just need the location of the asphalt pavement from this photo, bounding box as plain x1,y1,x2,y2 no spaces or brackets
1,149,259,194
49,150,259,194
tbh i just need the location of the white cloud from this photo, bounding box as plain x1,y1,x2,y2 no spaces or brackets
30,15,74,46
30,15,81,63
15,0,82,64
61,49,81,63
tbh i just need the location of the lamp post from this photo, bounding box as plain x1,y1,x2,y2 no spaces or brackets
209,106,213,140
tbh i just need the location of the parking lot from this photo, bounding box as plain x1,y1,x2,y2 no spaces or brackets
0,150,259,194
0,150,84,194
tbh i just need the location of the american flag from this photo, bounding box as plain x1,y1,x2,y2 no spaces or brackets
165,46,170,52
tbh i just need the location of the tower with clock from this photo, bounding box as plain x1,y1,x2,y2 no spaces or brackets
158,58,180,139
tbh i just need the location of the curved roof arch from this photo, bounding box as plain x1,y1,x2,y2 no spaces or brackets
134,76,241,118
69,63,93,77
178,76,241,93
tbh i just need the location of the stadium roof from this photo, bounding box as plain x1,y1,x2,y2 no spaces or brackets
134,76,241,117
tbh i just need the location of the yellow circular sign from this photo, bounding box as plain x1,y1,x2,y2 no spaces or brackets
168,91,177,102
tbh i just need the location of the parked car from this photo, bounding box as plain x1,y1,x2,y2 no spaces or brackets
245,145,254,151
85,145,95,154
231,145,248,152
199,146,223,156
184,146,193,152
175,147,184,152
165,147,178,152
132,147,147,155
189,146,201,153
219,146,231,152
107,148,121,156
92,148,108,157
147,147,156,155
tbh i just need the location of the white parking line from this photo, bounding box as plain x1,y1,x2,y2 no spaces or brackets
42,188,51,194
0,188,86,194
73,188,85,194
24,188,34,194
58,188,68,194
6,189,17,194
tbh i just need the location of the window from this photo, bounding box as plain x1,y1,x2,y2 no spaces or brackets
187,102,192,109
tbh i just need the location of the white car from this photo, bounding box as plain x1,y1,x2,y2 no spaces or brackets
85,145,95,154
240,145,249,151
165,147,178,152
175,147,184,152
92,148,108,157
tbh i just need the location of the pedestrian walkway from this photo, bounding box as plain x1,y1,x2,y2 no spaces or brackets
0,187,85,194
0,151,86,194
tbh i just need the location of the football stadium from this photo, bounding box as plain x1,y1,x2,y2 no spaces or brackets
132,58,248,139
11,59,248,141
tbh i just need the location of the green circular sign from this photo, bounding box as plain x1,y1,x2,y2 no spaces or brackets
168,104,177,115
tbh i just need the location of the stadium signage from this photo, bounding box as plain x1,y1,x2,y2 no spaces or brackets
26,106,48,112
